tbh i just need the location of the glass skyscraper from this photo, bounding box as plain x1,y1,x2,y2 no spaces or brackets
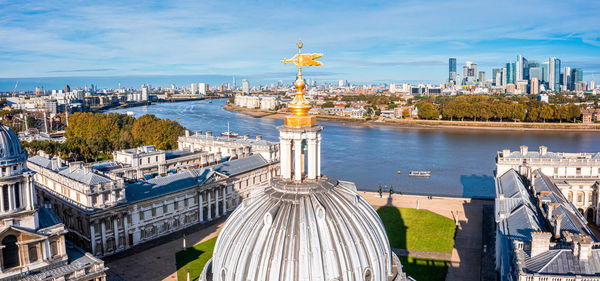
549,57,561,92
506,62,515,84
449,58,457,83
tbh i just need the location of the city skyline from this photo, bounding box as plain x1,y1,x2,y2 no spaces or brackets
1,0,600,86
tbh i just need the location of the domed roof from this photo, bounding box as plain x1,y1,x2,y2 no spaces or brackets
203,177,407,281
0,125,26,163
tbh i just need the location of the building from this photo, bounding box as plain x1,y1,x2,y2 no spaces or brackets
582,108,600,123
516,55,528,81
495,147,600,280
478,71,486,83
506,62,516,84
563,67,572,91
241,79,249,93
572,68,584,91
27,135,279,257
497,146,600,223
198,83,207,95
530,77,540,95
463,61,478,85
0,125,107,280
449,58,457,84
199,43,411,281
191,83,198,95
549,57,561,92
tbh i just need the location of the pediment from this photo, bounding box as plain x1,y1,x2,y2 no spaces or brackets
0,226,47,243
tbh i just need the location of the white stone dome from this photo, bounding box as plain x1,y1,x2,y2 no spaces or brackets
0,125,26,164
201,177,407,281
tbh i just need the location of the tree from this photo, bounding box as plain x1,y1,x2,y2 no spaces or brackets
321,101,334,108
539,105,554,122
417,102,438,120
402,109,410,119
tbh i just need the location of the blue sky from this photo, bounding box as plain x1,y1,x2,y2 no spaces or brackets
1,0,599,84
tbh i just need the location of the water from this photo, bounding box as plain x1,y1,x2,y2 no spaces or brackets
108,99,600,199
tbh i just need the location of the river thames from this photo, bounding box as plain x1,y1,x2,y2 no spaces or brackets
109,99,600,199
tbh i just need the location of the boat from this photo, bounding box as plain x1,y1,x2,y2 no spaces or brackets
221,122,239,138
208,100,212,103
176,117,180,119
409,171,431,177
397,171,401,174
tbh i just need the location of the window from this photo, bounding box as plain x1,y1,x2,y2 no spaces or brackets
163,204,168,215
184,198,188,208
139,211,144,221
578,193,584,203
363,268,373,281
92,195,97,206
152,208,156,217
577,168,582,175
2,235,19,269
50,241,59,258
29,246,38,263
14,183,20,209
554,167,558,175
174,202,179,210
2,185,9,211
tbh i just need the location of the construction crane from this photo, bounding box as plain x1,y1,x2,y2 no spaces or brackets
12,81,18,95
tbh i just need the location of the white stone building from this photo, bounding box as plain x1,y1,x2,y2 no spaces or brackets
0,125,106,280
497,145,600,224
27,137,279,257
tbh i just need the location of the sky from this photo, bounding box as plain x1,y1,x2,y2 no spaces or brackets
1,0,599,87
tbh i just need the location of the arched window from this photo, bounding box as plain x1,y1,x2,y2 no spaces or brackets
28,246,38,263
363,268,373,281
2,235,19,269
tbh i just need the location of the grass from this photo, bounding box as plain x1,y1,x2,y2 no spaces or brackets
400,256,450,281
175,237,217,281
377,207,456,253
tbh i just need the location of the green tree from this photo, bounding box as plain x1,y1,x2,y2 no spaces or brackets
417,102,438,120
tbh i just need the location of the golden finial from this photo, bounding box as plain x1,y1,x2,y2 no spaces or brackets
281,39,323,127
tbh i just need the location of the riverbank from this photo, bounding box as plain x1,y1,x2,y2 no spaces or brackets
94,96,225,112
224,104,600,131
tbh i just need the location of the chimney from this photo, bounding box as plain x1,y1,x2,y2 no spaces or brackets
51,156,60,170
195,130,202,136
553,214,562,239
502,149,511,158
530,232,551,257
539,145,547,156
185,129,190,137
546,203,556,222
243,134,249,140
570,234,593,261
520,145,528,156
256,135,262,140
206,131,212,137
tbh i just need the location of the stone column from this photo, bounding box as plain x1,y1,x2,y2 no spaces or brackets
199,193,204,222
207,191,212,220
222,186,227,214
307,138,317,180
90,222,96,254
101,220,107,253
45,240,51,259
280,139,292,179
9,184,15,211
293,139,302,181
215,188,220,218
113,216,119,250
317,135,322,178
123,215,129,248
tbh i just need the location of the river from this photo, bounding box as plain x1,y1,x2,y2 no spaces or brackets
108,99,600,199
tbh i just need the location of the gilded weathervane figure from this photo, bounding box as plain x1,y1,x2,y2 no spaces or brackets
281,39,323,126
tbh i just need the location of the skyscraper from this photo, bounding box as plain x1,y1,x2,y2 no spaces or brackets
449,58,457,83
571,68,583,91
478,71,486,83
563,67,571,91
549,57,561,92
463,61,477,85
516,55,528,81
506,62,515,84
492,68,502,86
541,61,549,85
242,79,249,93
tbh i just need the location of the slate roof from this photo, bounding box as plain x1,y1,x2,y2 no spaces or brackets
57,166,113,185
28,155,52,169
37,206,62,229
125,154,269,203
524,249,600,275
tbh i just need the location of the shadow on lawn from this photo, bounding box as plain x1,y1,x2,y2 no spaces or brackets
400,256,451,281
384,194,407,250
176,247,207,281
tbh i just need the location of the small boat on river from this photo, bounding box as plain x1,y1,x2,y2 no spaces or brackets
409,171,431,177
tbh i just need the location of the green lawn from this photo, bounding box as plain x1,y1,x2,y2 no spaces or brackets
400,256,450,281
377,207,456,253
175,237,217,281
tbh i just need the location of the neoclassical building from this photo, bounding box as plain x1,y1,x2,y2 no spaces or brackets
0,125,106,281
27,135,279,257
497,145,600,224
201,42,410,281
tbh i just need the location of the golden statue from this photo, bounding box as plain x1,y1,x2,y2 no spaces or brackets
281,39,322,127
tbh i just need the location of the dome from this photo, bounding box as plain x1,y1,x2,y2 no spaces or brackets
0,125,26,164
202,177,407,281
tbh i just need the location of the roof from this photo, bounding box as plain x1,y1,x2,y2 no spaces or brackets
524,249,600,276
57,166,113,186
37,206,62,229
125,154,269,203
28,155,53,169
